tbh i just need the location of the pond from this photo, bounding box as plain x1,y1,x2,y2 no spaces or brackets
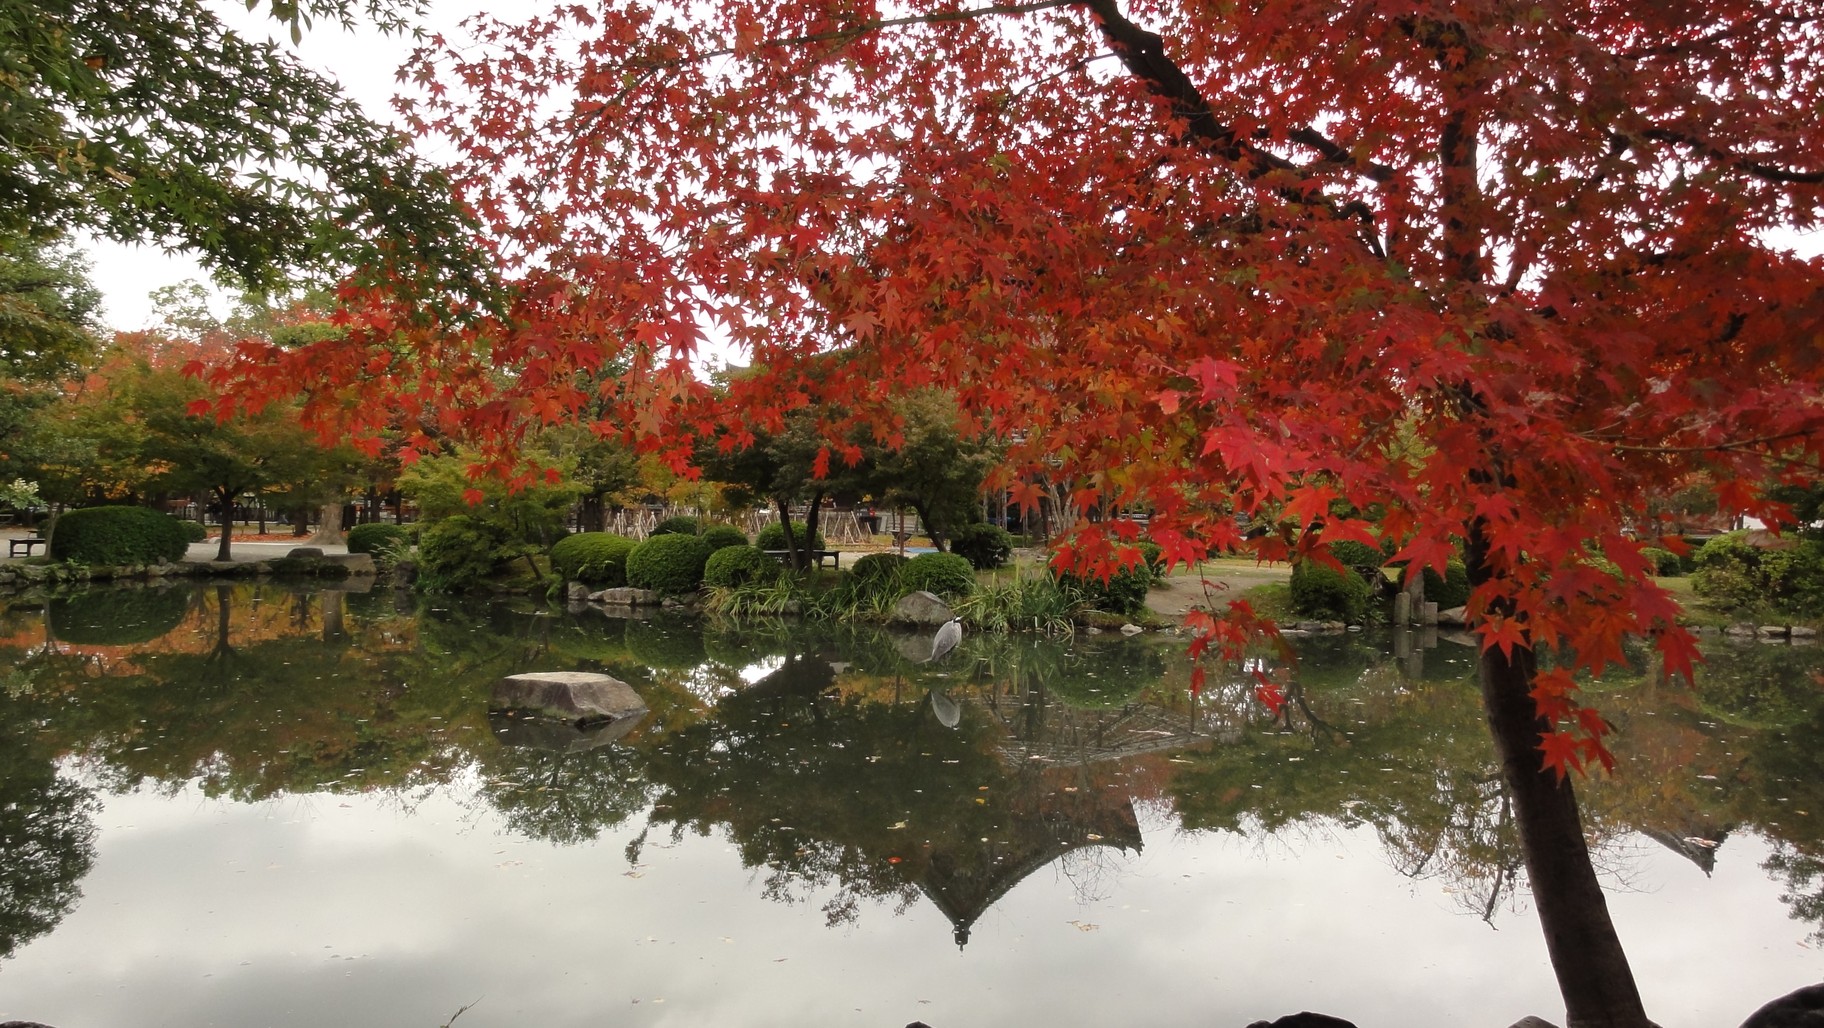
0,580,1820,1027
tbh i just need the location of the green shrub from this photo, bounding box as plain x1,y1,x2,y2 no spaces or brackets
900,551,976,599
1694,531,1757,571
626,533,713,594
1328,540,1385,578
178,519,208,543
755,521,824,553
49,506,189,566
851,553,908,584
1138,539,1165,576
1641,546,1684,577
651,515,702,537
950,523,1014,570
1060,563,1152,615
346,523,409,555
416,515,505,592
1290,559,1370,622
1423,558,1471,610
704,545,782,588
549,532,638,586
701,524,749,551
1762,541,1824,616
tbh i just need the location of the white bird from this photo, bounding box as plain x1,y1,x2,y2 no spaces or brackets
926,617,963,663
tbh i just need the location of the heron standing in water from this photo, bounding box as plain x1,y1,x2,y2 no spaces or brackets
926,617,963,663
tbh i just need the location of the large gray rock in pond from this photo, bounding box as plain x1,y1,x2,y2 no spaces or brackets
286,546,325,558
889,589,954,627
490,671,647,725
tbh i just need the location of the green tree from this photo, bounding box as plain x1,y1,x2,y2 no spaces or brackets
0,0,488,299
0,233,103,492
861,390,1001,552
699,409,858,570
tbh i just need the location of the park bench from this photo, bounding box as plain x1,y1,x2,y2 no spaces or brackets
764,549,841,570
8,535,46,558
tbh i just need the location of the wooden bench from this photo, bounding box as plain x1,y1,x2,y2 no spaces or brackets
764,549,841,570
7,536,46,558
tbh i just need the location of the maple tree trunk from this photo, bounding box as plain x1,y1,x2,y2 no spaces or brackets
1467,534,1651,1028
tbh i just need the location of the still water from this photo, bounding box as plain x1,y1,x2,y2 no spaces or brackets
0,581,1820,1027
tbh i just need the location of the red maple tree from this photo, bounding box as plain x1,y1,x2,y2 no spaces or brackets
210,4,1824,1023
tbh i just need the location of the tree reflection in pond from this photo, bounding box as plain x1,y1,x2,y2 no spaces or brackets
2,583,1824,1022
0,713,98,962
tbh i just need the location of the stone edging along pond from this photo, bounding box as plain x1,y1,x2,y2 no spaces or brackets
0,551,376,595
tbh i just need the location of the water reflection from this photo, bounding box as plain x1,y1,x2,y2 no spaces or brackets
0,583,1822,1021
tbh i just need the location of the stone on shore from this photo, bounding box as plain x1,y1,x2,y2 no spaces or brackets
590,586,664,606
889,589,954,627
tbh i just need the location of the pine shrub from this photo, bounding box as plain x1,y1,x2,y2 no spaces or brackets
416,515,505,592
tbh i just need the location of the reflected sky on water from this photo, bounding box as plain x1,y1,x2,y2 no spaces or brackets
0,582,1819,1027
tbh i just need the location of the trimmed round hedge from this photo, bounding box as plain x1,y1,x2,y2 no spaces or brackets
1291,560,1370,622
900,552,975,599
755,521,824,553
950,523,1013,570
651,515,702,537
346,523,410,555
1422,557,1471,610
626,533,713,594
704,545,782,588
549,532,638,587
49,506,189,566
178,519,208,543
701,524,749,552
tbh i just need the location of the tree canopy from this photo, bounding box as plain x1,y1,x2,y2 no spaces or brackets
207,6,1824,1023
0,0,488,298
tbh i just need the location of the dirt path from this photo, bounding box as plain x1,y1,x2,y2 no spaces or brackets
1144,561,1291,619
